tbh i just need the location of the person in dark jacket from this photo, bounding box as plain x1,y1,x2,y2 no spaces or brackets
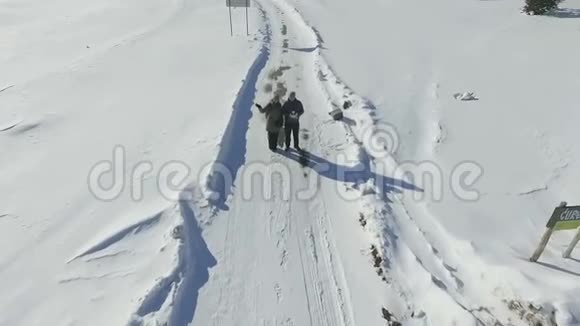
282,91,304,151
255,95,284,152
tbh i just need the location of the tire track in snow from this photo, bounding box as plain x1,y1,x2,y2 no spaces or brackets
320,60,519,324
310,36,485,325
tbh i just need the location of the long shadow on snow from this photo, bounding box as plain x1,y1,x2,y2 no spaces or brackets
536,261,580,278
169,200,217,326
280,149,422,202
205,13,271,211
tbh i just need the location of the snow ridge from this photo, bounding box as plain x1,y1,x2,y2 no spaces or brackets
128,201,216,326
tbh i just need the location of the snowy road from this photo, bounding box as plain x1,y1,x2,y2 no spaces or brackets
192,1,389,324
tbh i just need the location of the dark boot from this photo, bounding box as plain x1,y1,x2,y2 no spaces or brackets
284,125,292,151
268,132,279,151
292,124,300,150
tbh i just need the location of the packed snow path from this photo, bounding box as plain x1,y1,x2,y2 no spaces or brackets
191,1,384,325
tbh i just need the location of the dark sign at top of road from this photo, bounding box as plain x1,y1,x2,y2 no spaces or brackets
225,0,251,36
226,0,251,8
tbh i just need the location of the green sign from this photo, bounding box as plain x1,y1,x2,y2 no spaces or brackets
547,206,580,230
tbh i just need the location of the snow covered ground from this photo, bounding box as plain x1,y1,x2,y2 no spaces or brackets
1,0,580,325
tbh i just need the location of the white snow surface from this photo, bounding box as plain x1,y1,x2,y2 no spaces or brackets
1,0,580,325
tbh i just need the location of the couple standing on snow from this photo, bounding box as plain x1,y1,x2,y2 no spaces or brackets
255,91,304,152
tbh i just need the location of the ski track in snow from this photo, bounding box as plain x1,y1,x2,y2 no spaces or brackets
312,35,503,326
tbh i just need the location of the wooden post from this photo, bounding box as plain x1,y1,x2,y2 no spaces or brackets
228,0,233,37
530,201,567,262
563,228,580,258
245,0,249,36
530,227,555,262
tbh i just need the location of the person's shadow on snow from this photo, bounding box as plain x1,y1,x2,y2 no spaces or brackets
279,149,423,201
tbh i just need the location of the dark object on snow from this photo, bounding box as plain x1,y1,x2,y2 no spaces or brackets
371,245,382,268
282,98,304,126
282,92,304,150
256,96,285,151
285,124,300,150
381,307,401,326
268,131,280,152
343,100,352,110
255,96,284,133
329,108,343,120
172,225,184,240
277,126,285,148
523,0,561,15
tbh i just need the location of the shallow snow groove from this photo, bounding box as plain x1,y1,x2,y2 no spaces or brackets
69,213,163,262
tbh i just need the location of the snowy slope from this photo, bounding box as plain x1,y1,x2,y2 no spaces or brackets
0,0,262,324
1,0,580,325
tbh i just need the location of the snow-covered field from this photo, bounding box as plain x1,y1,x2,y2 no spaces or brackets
1,0,579,324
